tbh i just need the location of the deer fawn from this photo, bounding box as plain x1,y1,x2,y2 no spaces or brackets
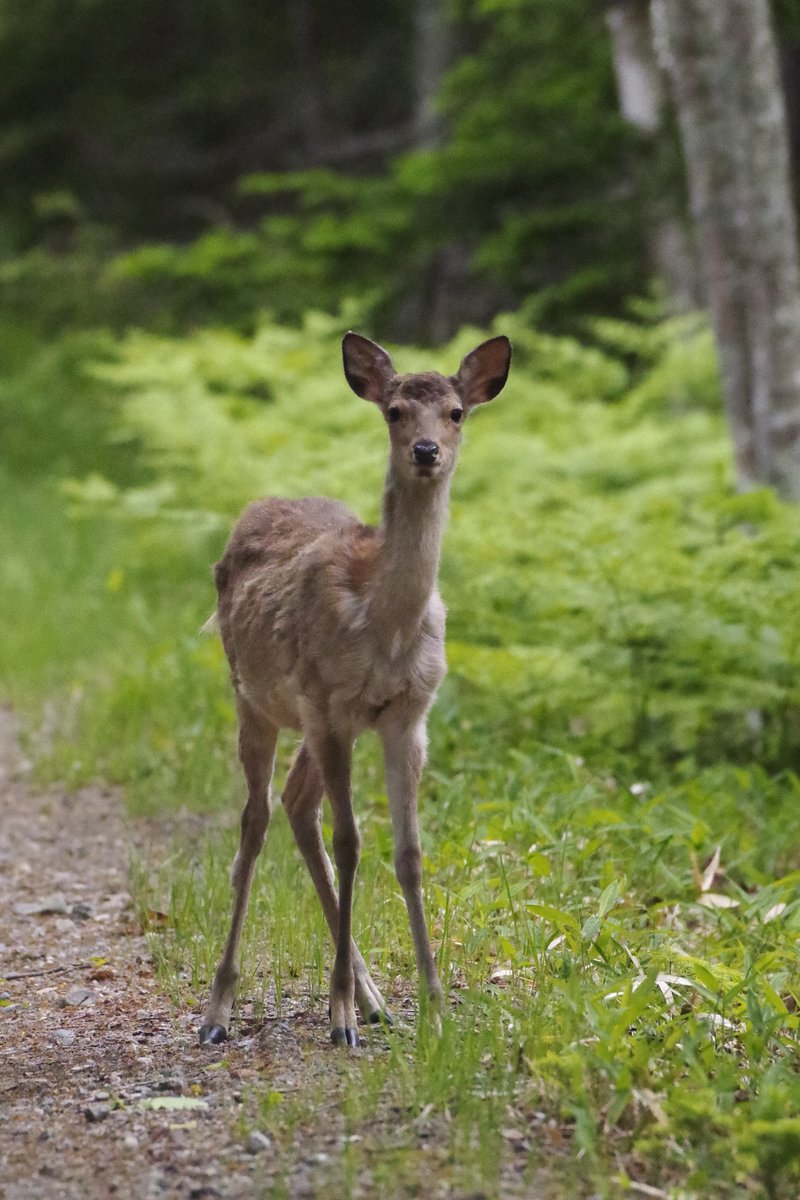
199,331,512,1047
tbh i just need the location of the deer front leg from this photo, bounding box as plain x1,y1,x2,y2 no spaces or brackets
199,704,277,1045
379,716,445,1012
309,732,361,1047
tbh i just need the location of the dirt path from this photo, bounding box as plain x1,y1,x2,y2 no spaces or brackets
0,711,351,1200
0,711,544,1200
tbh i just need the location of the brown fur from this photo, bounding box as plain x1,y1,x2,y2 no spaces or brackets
345,526,380,596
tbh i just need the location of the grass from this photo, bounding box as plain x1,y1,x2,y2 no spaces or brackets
141,745,800,1197
1,309,799,1197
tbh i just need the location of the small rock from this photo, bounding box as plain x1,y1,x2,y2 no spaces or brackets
94,1090,110,1101
123,1134,139,1150
84,1103,111,1122
54,1029,76,1048
14,893,68,917
71,901,92,921
244,1131,273,1155
155,1070,187,1093
59,987,93,1008
145,1171,167,1198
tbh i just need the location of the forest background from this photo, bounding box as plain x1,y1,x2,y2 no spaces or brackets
2,2,800,1197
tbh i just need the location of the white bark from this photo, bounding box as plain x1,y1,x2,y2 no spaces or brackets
607,1,664,131
606,0,699,311
653,0,800,499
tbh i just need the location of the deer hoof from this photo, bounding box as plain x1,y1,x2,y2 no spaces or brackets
331,1026,360,1048
198,1023,228,1046
369,1009,394,1027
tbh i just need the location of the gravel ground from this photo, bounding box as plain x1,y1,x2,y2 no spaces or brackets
0,710,369,1200
0,710,556,1200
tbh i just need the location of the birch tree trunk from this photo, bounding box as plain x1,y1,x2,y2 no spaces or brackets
606,0,699,311
652,0,800,500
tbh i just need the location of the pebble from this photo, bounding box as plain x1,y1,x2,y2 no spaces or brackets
53,1029,76,1048
14,893,68,916
244,1131,273,1155
59,987,93,1008
84,1103,111,1123
156,1071,187,1093
145,1170,170,1197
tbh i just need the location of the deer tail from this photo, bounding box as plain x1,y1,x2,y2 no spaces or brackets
200,611,219,636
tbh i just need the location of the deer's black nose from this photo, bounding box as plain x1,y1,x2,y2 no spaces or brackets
413,440,439,466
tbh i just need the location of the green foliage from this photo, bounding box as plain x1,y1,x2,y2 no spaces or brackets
0,325,132,480
430,0,638,311
0,224,128,332
2,0,799,343
2,307,799,1196
109,180,398,333
48,306,800,774
148,745,800,1197
18,0,642,340
0,0,414,248
108,0,639,341
3,0,800,1188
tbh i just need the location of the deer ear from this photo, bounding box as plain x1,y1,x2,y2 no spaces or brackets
342,332,395,405
455,336,512,409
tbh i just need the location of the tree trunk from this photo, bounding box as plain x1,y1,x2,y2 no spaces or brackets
779,39,800,172
413,0,450,150
607,0,663,131
652,0,800,500
411,0,462,341
287,0,328,161
605,1,699,311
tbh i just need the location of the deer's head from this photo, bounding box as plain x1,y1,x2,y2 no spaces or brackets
342,332,512,483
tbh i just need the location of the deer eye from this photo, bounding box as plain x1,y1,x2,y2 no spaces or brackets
450,408,463,424
387,405,401,423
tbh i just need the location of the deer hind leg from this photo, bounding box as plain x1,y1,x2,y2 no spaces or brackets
299,731,364,1047
282,743,391,1027
199,700,278,1045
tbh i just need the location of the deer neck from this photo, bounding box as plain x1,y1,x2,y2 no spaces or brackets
371,466,451,639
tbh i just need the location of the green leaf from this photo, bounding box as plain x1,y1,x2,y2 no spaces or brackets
527,903,580,932
581,914,602,943
597,879,622,919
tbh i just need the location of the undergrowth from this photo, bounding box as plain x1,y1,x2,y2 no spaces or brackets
1,307,799,1197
